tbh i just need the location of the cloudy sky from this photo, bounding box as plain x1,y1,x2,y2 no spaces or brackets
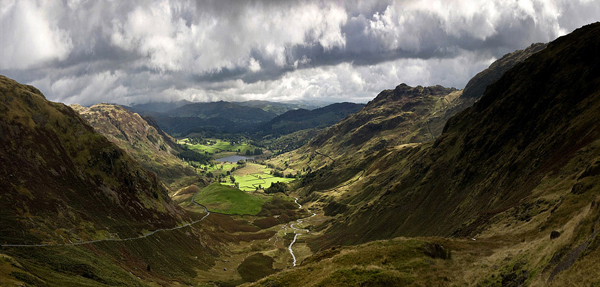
1,0,598,106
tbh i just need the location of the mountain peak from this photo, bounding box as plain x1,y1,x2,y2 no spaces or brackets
370,83,458,106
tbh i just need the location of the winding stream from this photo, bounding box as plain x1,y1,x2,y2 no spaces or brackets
287,197,316,267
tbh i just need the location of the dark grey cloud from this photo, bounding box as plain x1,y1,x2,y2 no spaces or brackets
0,0,598,105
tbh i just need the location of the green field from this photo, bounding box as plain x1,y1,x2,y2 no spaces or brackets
234,174,295,191
231,163,296,191
200,162,237,176
194,183,270,215
178,138,258,155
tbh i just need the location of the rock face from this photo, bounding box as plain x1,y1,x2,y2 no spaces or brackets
71,103,198,190
0,76,186,245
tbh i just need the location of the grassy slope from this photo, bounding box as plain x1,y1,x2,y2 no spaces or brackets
245,237,460,287
268,85,463,183
194,183,271,215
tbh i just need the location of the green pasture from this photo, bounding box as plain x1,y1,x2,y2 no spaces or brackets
193,183,270,215
200,162,237,176
233,171,295,191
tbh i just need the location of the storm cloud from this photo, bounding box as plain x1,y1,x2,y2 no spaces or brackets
1,0,598,105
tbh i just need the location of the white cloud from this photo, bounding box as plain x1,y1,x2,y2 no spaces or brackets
107,1,348,73
0,0,72,69
140,52,493,105
30,71,128,105
248,58,261,72
1,0,598,106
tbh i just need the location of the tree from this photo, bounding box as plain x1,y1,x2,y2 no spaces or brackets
230,175,235,183
265,181,288,194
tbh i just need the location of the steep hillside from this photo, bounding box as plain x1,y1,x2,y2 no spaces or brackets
274,85,462,180
267,32,550,199
71,103,200,191
0,75,215,285
256,102,364,137
461,43,547,99
283,41,549,173
0,77,191,244
247,22,600,287
273,22,600,286
323,21,600,242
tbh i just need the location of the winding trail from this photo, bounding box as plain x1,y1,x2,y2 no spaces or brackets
1,193,210,248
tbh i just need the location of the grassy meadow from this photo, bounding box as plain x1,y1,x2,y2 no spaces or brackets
200,162,237,176
232,163,295,191
194,183,271,215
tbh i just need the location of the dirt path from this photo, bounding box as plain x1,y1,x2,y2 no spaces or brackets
1,194,210,248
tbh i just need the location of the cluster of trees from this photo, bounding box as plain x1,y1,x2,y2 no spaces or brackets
186,136,209,145
244,148,263,156
270,170,298,179
176,149,210,164
265,181,288,194
271,170,285,177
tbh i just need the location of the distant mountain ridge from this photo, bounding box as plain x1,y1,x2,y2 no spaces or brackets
167,101,277,123
129,100,192,113
130,100,364,138
255,102,364,137
130,99,323,115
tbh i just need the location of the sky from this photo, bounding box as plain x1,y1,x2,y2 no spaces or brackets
1,0,599,106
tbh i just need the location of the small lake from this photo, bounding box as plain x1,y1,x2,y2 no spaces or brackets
215,155,253,163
